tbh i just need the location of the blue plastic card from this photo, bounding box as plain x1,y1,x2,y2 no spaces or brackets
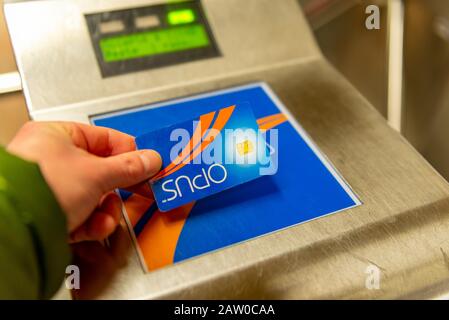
135,103,271,212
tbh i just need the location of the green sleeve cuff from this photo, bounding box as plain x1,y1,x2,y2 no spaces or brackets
0,148,71,298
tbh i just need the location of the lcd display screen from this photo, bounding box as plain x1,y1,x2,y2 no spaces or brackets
99,24,210,62
85,1,220,77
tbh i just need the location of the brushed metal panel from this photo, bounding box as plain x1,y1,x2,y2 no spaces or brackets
4,0,320,113
402,0,449,182
67,59,449,299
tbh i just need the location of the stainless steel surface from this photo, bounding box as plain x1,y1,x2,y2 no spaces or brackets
299,0,358,30
5,0,320,116
5,0,449,299
402,0,449,182
73,59,449,299
302,0,389,118
302,0,449,182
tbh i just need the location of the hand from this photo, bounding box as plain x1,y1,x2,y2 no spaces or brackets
7,121,161,242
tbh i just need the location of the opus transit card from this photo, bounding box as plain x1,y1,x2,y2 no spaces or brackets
91,83,362,272
135,103,271,212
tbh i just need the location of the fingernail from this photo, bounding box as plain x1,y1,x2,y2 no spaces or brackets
139,150,162,175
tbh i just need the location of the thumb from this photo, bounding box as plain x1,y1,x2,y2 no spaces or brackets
96,149,162,192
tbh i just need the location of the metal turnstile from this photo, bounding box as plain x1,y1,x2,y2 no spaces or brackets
5,0,449,299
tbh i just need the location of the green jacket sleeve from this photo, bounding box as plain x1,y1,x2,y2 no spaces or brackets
0,147,71,299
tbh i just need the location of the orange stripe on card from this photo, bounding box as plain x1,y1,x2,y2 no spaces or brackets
155,105,235,180
256,113,285,126
259,114,287,131
152,111,215,181
181,105,234,165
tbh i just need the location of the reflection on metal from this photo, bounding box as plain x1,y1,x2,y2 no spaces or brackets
302,0,389,117
402,0,449,181
387,0,404,132
300,0,358,30
0,72,21,94
433,16,449,42
302,0,404,131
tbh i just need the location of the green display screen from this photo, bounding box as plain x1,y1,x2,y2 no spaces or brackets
99,24,210,62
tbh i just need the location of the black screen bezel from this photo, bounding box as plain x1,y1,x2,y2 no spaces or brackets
85,0,221,78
